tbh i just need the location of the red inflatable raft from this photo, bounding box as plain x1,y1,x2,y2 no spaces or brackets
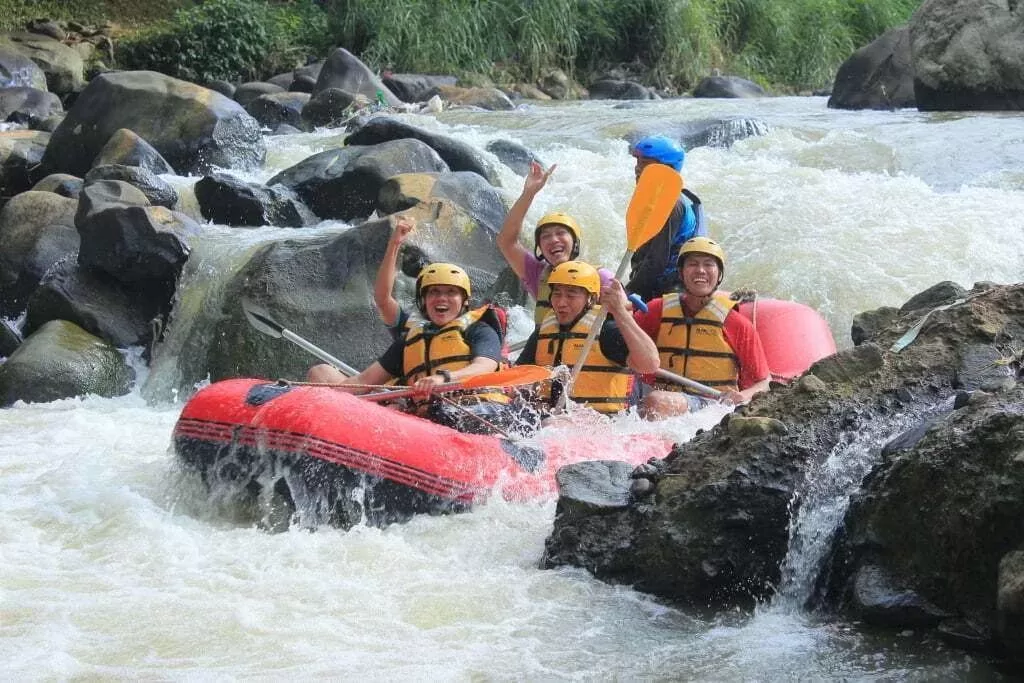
173,298,835,529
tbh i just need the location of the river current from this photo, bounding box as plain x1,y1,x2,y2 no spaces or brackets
2,96,1022,679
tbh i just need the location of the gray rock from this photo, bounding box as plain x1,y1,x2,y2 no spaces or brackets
997,551,1024,666
0,129,49,198
268,139,449,221
435,85,515,111
84,165,178,209
851,564,951,627
382,73,456,103
955,344,1014,391
314,48,402,106
233,81,285,108
485,139,544,176
40,71,265,177
92,128,175,176
300,87,362,129
808,343,885,385
31,173,82,198
3,33,84,96
588,79,657,100
0,86,62,126
245,91,310,130
900,280,967,313
693,75,765,98
727,416,789,438
554,460,635,515
0,319,132,406
911,0,1024,110
829,27,915,110
0,41,48,90
851,305,900,345
346,117,498,184
193,172,317,227
376,171,508,241
0,318,21,357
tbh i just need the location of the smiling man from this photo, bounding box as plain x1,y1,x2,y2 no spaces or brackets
632,237,770,418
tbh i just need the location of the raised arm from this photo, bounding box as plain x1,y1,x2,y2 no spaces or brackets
374,214,417,327
498,161,556,280
601,279,660,374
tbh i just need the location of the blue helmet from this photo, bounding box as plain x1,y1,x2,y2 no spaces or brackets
631,135,685,171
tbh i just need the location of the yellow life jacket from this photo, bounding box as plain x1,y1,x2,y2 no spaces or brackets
534,307,632,414
533,264,553,327
401,305,509,404
655,292,739,392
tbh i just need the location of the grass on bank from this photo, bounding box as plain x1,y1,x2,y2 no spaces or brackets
0,0,921,92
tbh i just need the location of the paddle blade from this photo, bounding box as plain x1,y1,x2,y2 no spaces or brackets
458,365,551,389
625,164,684,250
242,299,284,338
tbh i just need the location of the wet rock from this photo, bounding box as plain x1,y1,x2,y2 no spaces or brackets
91,128,175,176
300,87,362,129
233,81,285,108
485,139,544,176
808,343,885,385
268,140,448,221
588,79,658,100
347,117,498,184
193,172,317,227
376,171,507,237
24,258,156,347
75,179,150,223
204,79,235,98
0,319,21,357
314,48,402,106
31,173,82,198
829,27,915,110
997,550,1024,666
727,416,789,438
692,75,765,98
266,72,294,90
0,319,132,406
382,73,457,103
84,165,178,209
0,41,48,90
900,280,966,313
955,343,1014,391
435,85,515,111
554,460,634,515
4,32,84,96
39,71,265,177
911,0,1024,111
245,91,310,130
851,305,900,345
880,416,940,456
851,564,951,627
796,374,827,393
0,129,49,198
0,190,78,314
0,86,62,126
538,69,584,100
629,477,655,498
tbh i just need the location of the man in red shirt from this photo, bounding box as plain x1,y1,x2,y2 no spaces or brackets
632,237,771,417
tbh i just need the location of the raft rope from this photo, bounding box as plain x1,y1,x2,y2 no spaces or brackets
436,395,514,439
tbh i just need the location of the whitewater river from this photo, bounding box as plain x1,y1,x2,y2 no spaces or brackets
3,96,1023,679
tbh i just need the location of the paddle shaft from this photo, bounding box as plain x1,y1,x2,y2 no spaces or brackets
654,369,722,398
361,380,488,403
281,329,360,377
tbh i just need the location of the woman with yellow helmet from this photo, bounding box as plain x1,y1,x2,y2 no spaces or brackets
497,161,607,328
516,260,659,416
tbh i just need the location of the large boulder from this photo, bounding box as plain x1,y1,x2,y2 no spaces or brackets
31,173,82,198
245,91,310,130
232,81,285,108
435,85,514,111
24,258,157,348
588,79,658,100
193,172,317,227
0,129,49,199
485,139,545,176
314,48,402,106
381,73,456,103
0,42,48,90
84,165,178,209
346,117,498,184
541,279,1024,668
829,27,916,110
39,71,265,177
92,128,175,175
0,86,62,126
300,87,363,129
0,319,132,406
3,32,84,96
692,75,766,98
0,319,19,357
910,0,1024,110
0,190,78,314
376,172,508,238
267,139,449,221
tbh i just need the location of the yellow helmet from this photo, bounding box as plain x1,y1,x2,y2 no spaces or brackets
677,237,726,287
416,262,471,307
547,260,601,296
534,211,582,261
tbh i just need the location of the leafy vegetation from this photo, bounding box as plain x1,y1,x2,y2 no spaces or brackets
0,0,921,90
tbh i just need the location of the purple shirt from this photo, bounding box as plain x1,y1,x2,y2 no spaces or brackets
521,255,614,298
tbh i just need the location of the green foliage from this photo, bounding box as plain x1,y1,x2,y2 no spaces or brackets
323,0,920,91
118,0,329,83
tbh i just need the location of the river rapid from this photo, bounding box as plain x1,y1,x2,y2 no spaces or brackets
3,96,1022,679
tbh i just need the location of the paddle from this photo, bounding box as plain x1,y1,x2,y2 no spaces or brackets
361,365,551,403
242,299,360,377
654,369,722,399
560,164,683,406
